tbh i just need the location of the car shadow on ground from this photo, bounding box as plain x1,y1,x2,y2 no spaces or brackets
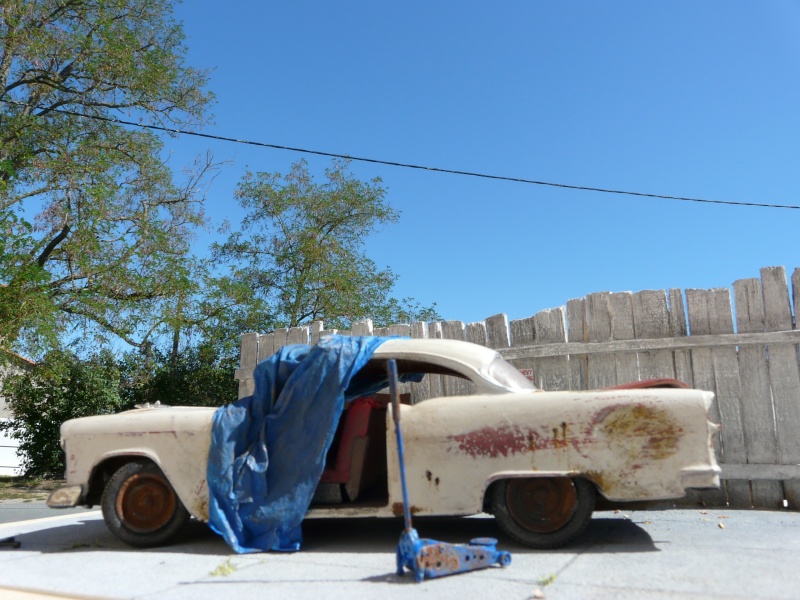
7,511,656,557
304,514,657,554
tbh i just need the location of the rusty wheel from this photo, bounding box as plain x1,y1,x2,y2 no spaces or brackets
490,477,595,549
102,461,188,547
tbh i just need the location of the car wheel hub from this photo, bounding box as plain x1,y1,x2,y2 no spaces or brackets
506,477,578,533
116,472,176,533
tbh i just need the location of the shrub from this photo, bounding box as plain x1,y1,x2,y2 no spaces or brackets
120,344,239,408
0,350,126,477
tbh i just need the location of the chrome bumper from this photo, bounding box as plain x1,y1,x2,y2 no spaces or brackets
46,485,83,508
680,466,721,491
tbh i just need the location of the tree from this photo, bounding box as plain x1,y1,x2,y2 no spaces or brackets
213,159,438,332
0,0,213,353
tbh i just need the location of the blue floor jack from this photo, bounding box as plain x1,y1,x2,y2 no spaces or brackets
387,359,511,582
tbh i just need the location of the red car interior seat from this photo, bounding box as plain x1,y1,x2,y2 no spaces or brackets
319,396,379,500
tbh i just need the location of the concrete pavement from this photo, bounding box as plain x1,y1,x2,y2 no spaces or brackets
0,504,797,599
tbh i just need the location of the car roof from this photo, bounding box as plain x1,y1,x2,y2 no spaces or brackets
363,337,519,393
371,337,501,368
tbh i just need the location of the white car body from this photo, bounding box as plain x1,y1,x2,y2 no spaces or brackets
49,338,720,547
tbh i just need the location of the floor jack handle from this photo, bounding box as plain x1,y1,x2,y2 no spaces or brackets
387,359,413,532
388,359,511,581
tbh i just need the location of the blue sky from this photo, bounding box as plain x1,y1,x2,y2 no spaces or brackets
169,1,800,326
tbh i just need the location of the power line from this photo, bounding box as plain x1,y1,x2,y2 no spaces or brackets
3,98,799,210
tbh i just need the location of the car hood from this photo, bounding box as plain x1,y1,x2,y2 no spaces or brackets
61,406,217,438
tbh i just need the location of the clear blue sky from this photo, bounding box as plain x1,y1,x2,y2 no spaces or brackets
169,1,800,326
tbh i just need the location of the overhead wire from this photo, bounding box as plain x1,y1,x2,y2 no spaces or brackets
2,98,799,210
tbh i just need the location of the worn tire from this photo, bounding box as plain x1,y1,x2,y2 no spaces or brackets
490,477,596,549
101,460,189,548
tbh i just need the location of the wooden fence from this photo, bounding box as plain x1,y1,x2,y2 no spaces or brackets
236,265,800,511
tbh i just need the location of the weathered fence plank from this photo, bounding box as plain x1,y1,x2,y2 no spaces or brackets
709,287,751,507
733,277,783,508
685,288,739,506
509,315,537,386
408,321,430,403
761,267,800,509
388,324,410,337
586,292,618,389
633,290,674,379
237,332,258,398
465,321,488,347
286,326,308,345
485,313,510,350
663,289,694,505
793,268,800,326
351,320,373,337
609,292,638,385
680,289,716,509
410,321,427,339
310,321,324,344
533,308,570,391
272,328,288,351
256,333,275,363
566,297,587,390
425,322,444,400
668,289,693,386
441,320,471,396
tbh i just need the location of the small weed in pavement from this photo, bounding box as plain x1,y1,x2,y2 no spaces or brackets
539,573,557,586
62,540,104,551
210,558,237,577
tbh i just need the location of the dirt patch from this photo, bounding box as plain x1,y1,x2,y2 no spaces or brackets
0,476,64,502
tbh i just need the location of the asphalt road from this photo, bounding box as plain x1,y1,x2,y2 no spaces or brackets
0,500,93,525
0,503,797,600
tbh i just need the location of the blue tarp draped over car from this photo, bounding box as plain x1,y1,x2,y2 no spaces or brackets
206,334,391,553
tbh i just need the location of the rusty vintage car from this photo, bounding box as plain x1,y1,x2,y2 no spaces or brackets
48,338,720,549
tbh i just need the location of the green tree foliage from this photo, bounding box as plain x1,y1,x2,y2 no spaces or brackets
212,159,439,333
0,0,213,352
0,349,126,476
119,343,238,408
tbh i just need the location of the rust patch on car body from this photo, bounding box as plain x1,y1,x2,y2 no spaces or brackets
424,471,440,487
193,495,209,521
583,469,606,490
449,425,530,458
392,502,421,517
117,431,178,438
449,423,584,459
592,403,683,461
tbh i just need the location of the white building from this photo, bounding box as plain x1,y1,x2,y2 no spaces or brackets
0,351,34,475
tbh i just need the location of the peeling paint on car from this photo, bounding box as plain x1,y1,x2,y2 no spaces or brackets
392,502,421,517
449,421,588,460
194,495,209,521
449,424,530,458
592,403,683,461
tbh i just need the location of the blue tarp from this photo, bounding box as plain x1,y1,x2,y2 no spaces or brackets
206,335,391,553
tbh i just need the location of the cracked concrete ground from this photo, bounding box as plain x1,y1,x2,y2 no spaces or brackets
0,505,797,600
